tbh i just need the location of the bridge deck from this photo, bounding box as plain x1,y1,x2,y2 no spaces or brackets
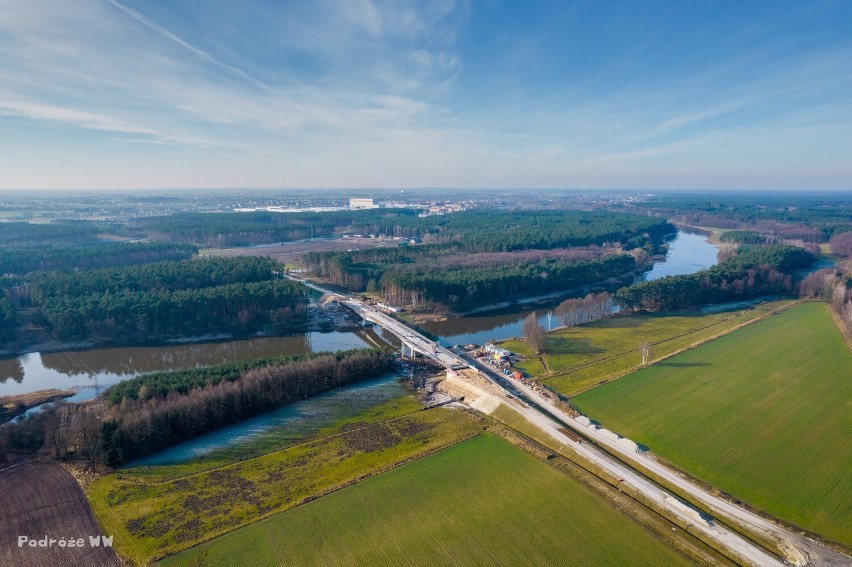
284,275,467,370
342,300,467,369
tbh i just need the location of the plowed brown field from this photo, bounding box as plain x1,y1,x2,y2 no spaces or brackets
0,463,120,567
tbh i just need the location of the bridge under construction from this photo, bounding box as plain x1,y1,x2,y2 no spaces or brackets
287,275,467,369
285,273,846,567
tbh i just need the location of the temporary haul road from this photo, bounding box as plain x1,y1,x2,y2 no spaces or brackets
468,360,851,567
288,275,850,567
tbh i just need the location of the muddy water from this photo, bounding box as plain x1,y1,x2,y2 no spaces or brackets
420,230,720,347
0,331,372,401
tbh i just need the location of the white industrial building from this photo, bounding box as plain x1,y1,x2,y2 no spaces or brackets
350,198,378,209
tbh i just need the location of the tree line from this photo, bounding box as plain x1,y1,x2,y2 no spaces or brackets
106,352,331,405
800,261,852,335
0,290,15,341
830,231,852,257
717,229,821,257
555,291,614,327
379,254,635,310
100,350,392,465
0,242,196,275
28,256,279,302
354,209,673,253
0,350,393,467
37,279,307,340
0,221,103,247
137,209,422,247
614,245,814,311
718,230,767,245
632,193,852,240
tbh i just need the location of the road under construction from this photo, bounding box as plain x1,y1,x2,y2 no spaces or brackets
288,275,849,567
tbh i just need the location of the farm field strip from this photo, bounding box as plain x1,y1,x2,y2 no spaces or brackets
159,435,695,567
571,302,852,547
87,404,479,565
201,236,400,266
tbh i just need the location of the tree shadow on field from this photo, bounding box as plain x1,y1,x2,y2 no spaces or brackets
656,362,710,368
545,338,603,356
592,311,709,329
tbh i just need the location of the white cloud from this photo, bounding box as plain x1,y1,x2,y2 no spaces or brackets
0,0,849,189
651,99,752,135
106,0,277,95
0,100,160,136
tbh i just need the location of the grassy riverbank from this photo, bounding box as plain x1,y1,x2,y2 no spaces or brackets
87,395,479,564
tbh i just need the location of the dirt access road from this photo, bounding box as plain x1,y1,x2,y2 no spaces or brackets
0,463,121,567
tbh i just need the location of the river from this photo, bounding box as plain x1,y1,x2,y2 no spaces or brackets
0,231,717,394
0,331,371,401
1,230,717,401
0,229,718,464
419,230,720,347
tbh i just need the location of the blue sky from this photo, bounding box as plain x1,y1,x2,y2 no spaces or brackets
0,0,850,190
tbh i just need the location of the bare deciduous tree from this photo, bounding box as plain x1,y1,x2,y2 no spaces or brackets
556,292,613,327
523,313,546,354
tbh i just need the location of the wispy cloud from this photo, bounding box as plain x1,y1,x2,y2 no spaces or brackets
651,99,752,135
106,0,276,94
0,99,221,148
0,1,849,189
0,100,160,136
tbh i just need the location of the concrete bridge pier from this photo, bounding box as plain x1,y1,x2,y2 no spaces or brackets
400,343,419,359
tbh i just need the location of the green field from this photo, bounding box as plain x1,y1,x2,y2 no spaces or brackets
502,300,795,396
160,435,692,567
572,302,852,546
87,400,479,565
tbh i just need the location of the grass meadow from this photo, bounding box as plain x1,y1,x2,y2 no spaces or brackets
502,300,796,396
87,398,480,565
159,434,693,567
572,302,852,547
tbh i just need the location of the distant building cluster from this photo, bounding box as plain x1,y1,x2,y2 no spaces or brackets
233,205,350,213
231,197,477,216
418,201,470,216
349,198,378,209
